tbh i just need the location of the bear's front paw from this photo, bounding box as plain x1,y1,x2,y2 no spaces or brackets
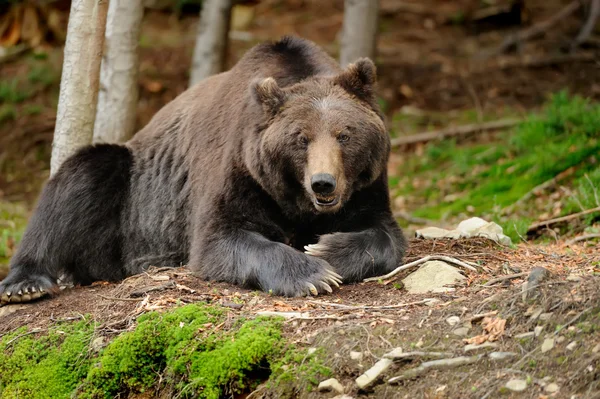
0,274,58,305
266,255,342,298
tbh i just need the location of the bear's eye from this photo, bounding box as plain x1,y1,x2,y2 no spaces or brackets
299,135,309,146
338,133,350,143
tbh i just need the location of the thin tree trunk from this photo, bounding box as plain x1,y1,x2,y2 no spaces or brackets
340,0,380,66
189,0,233,86
93,0,144,144
51,0,108,176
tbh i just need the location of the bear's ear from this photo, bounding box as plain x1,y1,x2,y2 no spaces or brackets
333,58,377,102
251,77,287,116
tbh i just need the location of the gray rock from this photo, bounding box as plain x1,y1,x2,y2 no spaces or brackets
505,379,528,392
452,327,470,337
488,352,517,361
556,336,566,344
446,316,461,326
318,378,344,394
525,267,550,300
402,261,466,294
541,338,555,353
539,312,553,321
566,274,582,282
350,351,364,361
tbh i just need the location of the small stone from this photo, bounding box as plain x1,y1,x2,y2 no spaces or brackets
402,261,466,294
541,338,555,353
556,336,566,344
91,337,105,352
515,332,535,339
464,342,499,352
529,308,543,321
534,326,544,337
525,267,550,300
318,378,344,394
452,327,470,337
593,344,600,353
350,351,364,361
307,347,317,355
566,341,577,351
355,358,394,389
488,351,517,361
539,312,553,321
545,383,560,393
505,378,528,392
446,316,460,326
566,274,582,282
424,298,441,306
332,395,354,399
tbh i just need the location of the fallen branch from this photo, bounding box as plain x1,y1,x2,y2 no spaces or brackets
363,255,478,283
130,281,176,297
388,355,484,383
573,0,600,49
483,272,528,287
392,211,434,225
383,350,454,360
390,119,521,147
527,206,600,233
479,0,581,58
566,233,600,245
98,294,145,302
308,298,435,311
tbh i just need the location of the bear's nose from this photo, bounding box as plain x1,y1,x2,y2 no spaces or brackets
311,173,336,195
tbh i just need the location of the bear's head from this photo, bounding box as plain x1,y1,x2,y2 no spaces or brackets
249,58,390,215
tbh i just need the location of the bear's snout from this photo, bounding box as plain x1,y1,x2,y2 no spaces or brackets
311,173,336,196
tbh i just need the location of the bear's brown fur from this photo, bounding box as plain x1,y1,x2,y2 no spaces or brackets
0,36,406,303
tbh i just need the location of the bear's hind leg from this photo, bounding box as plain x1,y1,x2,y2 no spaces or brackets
0,144,133,304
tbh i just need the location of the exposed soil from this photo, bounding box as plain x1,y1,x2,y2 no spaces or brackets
1,237,598,397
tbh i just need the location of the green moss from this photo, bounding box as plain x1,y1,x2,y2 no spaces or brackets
267,346,332,395
0,320,96,399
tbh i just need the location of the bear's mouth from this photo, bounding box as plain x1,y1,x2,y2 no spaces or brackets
315,196,339,207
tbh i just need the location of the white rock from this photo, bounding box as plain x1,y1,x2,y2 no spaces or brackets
446,316,461,326
464,342,499,352
307,347,317,355
332,395,354,399
318,378,344,394
556,336,566,344
456,217,489,234
415,227,461,239
505,379,528,392
402,261,466,294
541,338,555,353
545,383,560,393
355,358,394,389
350,351,364,361
566,341,577,351
534,326,544,337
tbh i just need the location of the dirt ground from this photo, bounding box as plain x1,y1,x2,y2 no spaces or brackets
1,237,599,398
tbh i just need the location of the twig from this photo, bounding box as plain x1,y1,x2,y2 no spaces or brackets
307,299,435,311
363,255,478,283
566,234,600,245
483,272,528,287
5,328,44,346
573,0,600,49
130,281,176,297
98,294,145,302
479,0,581,58
390,119,520,147
392,211,434,225
527,206,600,233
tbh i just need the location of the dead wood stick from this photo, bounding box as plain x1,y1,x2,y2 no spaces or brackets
130,281,176,297
392,211,434,225
307,299,435,311
527,206,600,232
481,0,581,57
483,272,528,286
390,119,521,147
573,0,600,49
363,255,477,283
98,294,145,302
566,233,600,245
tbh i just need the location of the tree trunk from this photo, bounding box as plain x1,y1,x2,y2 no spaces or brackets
50,0,108,176
189,0,233,86
340,0,380,66
93,0,144,144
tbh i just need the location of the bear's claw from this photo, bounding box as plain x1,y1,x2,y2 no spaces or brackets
0,274,57,305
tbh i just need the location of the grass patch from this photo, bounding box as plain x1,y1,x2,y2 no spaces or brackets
391,91,600,241
0,202,28,278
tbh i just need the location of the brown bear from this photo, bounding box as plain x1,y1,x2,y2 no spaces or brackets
0,36,406,304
